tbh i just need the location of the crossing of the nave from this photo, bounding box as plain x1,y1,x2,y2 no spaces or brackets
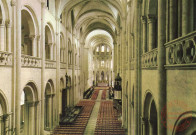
0,0,196,135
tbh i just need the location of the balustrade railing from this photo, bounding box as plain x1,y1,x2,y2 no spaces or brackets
141,48,158,68
0,51,12,66
21,55,41,68
45,60,56,69
60,62,66,69
165,31,196,66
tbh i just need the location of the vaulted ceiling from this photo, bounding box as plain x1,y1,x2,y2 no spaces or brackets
57,0,127,48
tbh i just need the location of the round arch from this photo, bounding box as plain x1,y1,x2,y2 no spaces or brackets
0,0,10,23
0,90,8,114
143,91,158,135
20,82,39,135
45,24,55,60
0,90,9,135
21,6,39,35
172,111,196,135
45,79,55,95
44,79,55,130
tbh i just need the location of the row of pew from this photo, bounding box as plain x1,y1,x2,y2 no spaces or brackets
91,89,99,100
101,90,107,100
95,101,125,135
52,100,95,135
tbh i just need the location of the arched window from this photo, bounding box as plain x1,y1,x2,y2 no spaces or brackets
101,45,104,52
45,24,54,60
96,47,99,52
60,34,65,62
107,47,110,52
21,10,36,56
47,0,49,10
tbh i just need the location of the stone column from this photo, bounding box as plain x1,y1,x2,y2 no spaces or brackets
37,35,41,58
141,16,147,53
113,42,117,76
30,35,36,57
131,33,134,58
6,22,11,52
53,43,56,60
34,101,39,135
141,117,147,135
182,0,191,36
15,0,22,134
169,0,177,40
28,102,35,135
157,0,166,134
134,0,142,134
49,43,53,60
0,21,5,51
40,1,46,135
148,15,156,51
121,17,127,128
47,95,52,129
72,43,75,106
56,20,60,125
3,114,9,135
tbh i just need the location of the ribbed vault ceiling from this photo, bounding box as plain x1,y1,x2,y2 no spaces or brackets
59,0,126,48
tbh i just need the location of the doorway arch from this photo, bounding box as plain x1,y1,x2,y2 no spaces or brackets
20,82,38,135
172,111,196,135
143,92,158,135
60,78,68,116
0,90,9,135
44,79,55,130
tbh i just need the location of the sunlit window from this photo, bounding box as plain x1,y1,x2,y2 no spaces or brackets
20,91,25,105
107,47,109,52
101,45,104,52
101,61,104,66
96,47,99,52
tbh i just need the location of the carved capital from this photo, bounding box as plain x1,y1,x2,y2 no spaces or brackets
141,16,147,23
29,35,36,40
41,1,46,8
11,1,16,6
5,20,11,28
147,14,156,23
26,101,35,107
48,43,53,46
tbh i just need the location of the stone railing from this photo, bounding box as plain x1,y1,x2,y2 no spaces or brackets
45,60,56,69
21,55,41,68
68,64,72,69
0,51,12,66
60,62,66,69
141,48,158,68
165,31,196,66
